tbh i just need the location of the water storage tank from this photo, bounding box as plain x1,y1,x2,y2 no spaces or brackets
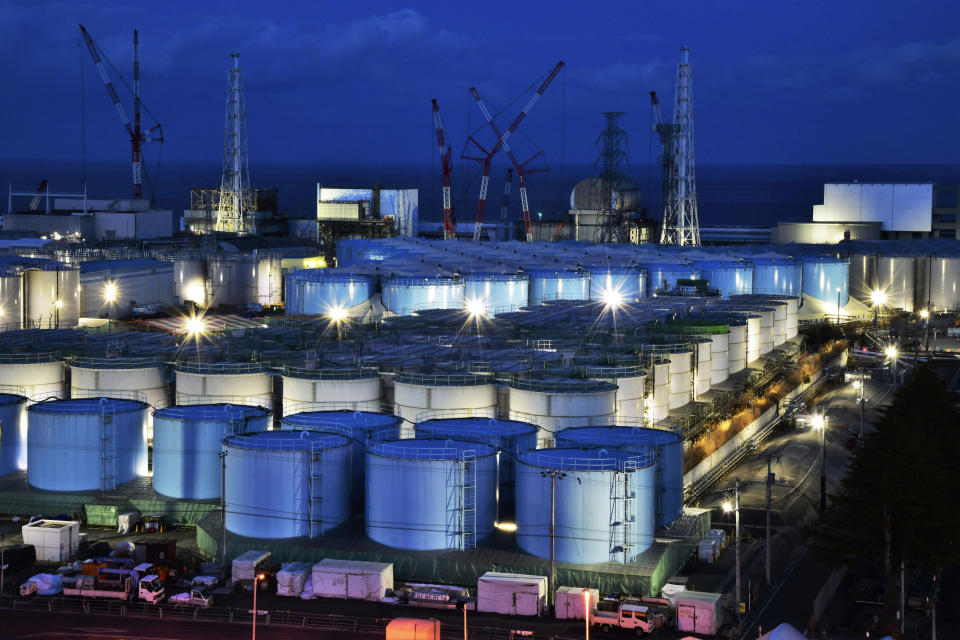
24,266,80,328
69,357,169,433
281,410,402,507
256,256,284,307
555,426,683,529
515,448,656,564
365,439,498,550
581,365,645,423
692,338,712,398
876,255,917,312
750,258,802,296
381,275,464,315
667,349,693,409
462,273,529,314
284,271,377,315
173,256,208,306
281,367,381,415
0,393,28,475
727,320,748,374
153,404,270,499
0,353,65,401
693,261,753,298
801,256,849,305
27,398,148,491
849,253,875,304
414,417,538,522
508,379,617,446
526,269,590,306
587,266,643,302
647,358,670,423
0,268,23,329
175,362,272,408
224,430,351,539
927,256,960,311
644,263,700,296
710,330,730,384
207,256,258,309
393,373,496,436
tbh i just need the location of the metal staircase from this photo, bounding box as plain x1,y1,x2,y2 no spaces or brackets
446,451,478,551
99,406,117,491
307,443,324,538
609,463,638,563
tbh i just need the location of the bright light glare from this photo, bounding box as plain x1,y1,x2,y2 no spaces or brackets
884,345,898,360
103,282,118,303
465,297,487,318
54,299,63,309
185,316,206,335
327,305,348,323
494,521,517,532
256,573,266,581
870,289,886,307
810,414,826,431
722,501,733,513
601,288,624,310
920,309,929,319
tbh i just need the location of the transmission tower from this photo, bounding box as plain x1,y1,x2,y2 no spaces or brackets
659,47,700,246
215,53,254,234
594,112,633,243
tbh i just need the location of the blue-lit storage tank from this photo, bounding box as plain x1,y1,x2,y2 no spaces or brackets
224,430,351,539
587,266,643,302
515,447,656,564
414,417,538,521
366,439,497,550
525,269,590,306
644,263,701,296
152,404,271,499
281,410,402,507
555,426,684,530
27,398,148,491
462,272,529,314
750,258,802,296
284,271,378,315
693,261,753,298
381,275,464,315
801,256,850,306
0,393,28,475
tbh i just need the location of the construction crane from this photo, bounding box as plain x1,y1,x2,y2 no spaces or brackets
465,61,564,242
432,99,456,240
28,180,48,211
79,24,163,201
498,169,513,222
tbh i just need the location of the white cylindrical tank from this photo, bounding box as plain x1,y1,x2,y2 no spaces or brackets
694,338,712,398
175,363,273,409
0,353,65,401
876,255,916,312
173,256,208,306
381,275,465,315
770,301,788,346
393,373,496,437
27,397,148,491
742,315,761,364
710,330,730,385
667,349,692,409
256,256,284,307
728,321,747,374
0,268,23,330
69,357,169,440
24,267,80,328
927,256,960,311
282,368,381,415
365,439,498,550
754,308,775,356
0,393,29,474
508,379,617,447
648,358,670,423
581,365,646,423
784,298,799,339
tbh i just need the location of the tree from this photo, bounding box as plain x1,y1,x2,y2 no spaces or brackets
811,365,960,636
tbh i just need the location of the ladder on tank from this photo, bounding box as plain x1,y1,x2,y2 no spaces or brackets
307,442,324,538
608,462,638,563
447,451,478,550
99,405,117,491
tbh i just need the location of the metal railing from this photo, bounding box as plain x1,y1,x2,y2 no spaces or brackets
394,371,494,386
507,377,616,393
175,361,266,375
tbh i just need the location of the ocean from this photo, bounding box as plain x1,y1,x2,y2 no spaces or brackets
3,160,959,228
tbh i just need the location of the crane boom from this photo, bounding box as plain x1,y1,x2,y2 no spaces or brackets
432,99,456,240
650,91,667,144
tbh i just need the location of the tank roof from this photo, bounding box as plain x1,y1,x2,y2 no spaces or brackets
518,446,653,471
556,425,682,447
282,410,401,431
508,378,617,393
27,397,147,414
0,392,28,406
79,258,171,272
154,403,271,422
415,417,538,438
367,438,495,460
223,429,349,451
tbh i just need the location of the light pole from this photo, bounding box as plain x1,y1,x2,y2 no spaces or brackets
583,588,591,640
870,289,886,330
856,373,866,445
811,413,827,513
722,479,742,619
885,345,898,383
252,572,266,640
1,532,5,595
541,469,566,607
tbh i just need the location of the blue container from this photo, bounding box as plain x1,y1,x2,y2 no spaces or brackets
281,410,402,507
0,393,28,475
525,269,590,306
153,404,271,499
414,417,539,522
644,263,701,296
555,426,683,530
381,275,465,315
750,258,802,296
462,273,529,314
27,398,148,491
365,439,497,550
224,430,352,539
515,447,656,564
587,266,643,302
693,261,754,298
801,256,850,305
284,271,377,315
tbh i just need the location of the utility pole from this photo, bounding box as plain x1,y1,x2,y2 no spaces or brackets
735,478,741,619
541,469,565,607
765,456,779,585
220,450,228,574
858,371,865,445
819,416,827,514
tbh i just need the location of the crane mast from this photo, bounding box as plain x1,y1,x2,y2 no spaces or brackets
432,99,456,240
499,169,513,221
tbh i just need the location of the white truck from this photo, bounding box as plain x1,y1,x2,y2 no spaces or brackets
62,572,164,603
232,550,271,591
593,602,661,635
170,586,213,609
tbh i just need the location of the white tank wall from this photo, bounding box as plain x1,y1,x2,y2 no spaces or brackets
393,381,496,437
728,324,747,374
694,340,712,398
257,257,284,306
0,360,65,402
771,303,787,346
0,275,23,329
24,269,80,328
927,257,960,311
784,299,799,339
710,331,730,385
756,309,774,356
175,370,273,409
667,351,692,409
745,316,761,363
586,372,645,423
508,385,616,446
649,361,670,423
174,258,208,306
281,375,381,416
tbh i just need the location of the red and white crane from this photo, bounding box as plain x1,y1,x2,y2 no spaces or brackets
79,24,163,201
499,168,513,222
432,99,456,240
466,61,564,242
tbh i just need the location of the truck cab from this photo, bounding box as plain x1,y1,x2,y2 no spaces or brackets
593,603,656,635
172,586,213,608
138,575,165,604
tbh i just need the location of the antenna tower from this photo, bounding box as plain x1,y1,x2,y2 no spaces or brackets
215,53,254,234
594,112,633,243
659,47,700,246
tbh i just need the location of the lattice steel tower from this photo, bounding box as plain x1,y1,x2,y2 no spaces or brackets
594,112,633,243
215,53,253,234
659,47,700,246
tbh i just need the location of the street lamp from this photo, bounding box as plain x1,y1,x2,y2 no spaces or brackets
252,572,266,640
811,412,827,513
103,282,118,304
601,288,624,311
465,297,487,319
722,478,742,620
885,345,898,381
327,305,348,340
870,289,886,329
540,469,567,606
583,588,591,640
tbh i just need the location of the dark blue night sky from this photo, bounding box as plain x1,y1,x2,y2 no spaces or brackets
2,0,958,171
